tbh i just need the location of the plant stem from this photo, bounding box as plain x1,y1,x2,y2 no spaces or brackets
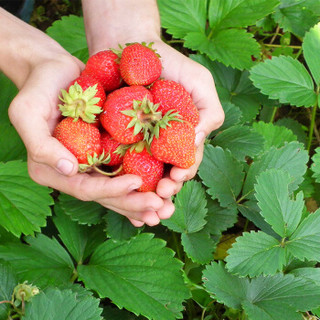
70,269,78,283
269,106,278,123
307,88,319,152
264,43,301,49
172,232,183,261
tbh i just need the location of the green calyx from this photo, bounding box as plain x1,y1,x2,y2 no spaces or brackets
121,95,162,144
13,281,40,304
59,82,102,124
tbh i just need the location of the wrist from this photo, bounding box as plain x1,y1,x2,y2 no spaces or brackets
82,0,161,54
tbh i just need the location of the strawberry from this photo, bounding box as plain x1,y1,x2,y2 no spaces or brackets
150,119,196,169
122,142,164,192
100,86,161,144
81,50,122,92
119,42,162,86
150,79,199,127
59,74,106,124
53,117,104,172
100,131,125,166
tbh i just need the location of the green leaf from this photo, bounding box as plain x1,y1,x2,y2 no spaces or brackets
102,305,137,320
185,29,259,70
78,233,190,320
250,56,317,107
181,231,216,264
273,0,319,37
255,169,304,237
0,73,18,123
0,261,17,319
0,123,26,162
216,101,242,131
287,209,320,261
23,287,102,320
59,193,105,225
162,180,207,233
204,262,320,320
213,125,265,161
0,161,53,237
198,145,245,207
252,121,297,151
275,118,307,146
303,22,320,86
243,141,308,199
190,55,262,122
311,147,320,183
53,204,106,264
46,15,88,57
290,267,320,286
226,231,286,277
105,210,140,241
203,261,248,310
206,199,238,235
208,0,280,29
157,0,207,38
0,234,74,288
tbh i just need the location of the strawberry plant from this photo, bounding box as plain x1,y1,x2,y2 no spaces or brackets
1,0,320,319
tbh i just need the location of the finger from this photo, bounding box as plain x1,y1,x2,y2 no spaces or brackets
156,176,183,198
128,218,145,227
157,198,175,220
28,160,143,199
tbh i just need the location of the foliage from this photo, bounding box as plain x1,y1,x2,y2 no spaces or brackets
1,0,320,319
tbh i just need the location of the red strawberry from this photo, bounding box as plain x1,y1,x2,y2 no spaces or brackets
53,117,103,172
150,120,196,169
119,43,162,86
122,142,164,192
150,79,199,127
59,74,106,124
81,50,122,92
100,86,161,144
100,131,125,166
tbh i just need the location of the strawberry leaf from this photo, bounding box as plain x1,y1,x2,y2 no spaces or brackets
311,147,320,183
157,0,208,39
203,262,320,320
184,29,259,70
225,231,287,277
252,121,298,151
162,180,207,233
53,204,106,264
243,141,308,200
198,145,245,207
255,169,304,238
208,0,280,30
213,125,265,161
59,193,105,225
78,233,190,320
0,261,17,319
23,287,103,320
303,22,320,86
0,161,53,237
181,231,216,264
250,56,317,107
0,234,74,288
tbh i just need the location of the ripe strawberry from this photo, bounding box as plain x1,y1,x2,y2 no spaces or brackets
100,131,125,166
119,43,162,86
59,74,106,124
122,142,164,192
81,50,122,92
100,86,161,144
150,79,199,127
53,117,103,172
150,120,196,169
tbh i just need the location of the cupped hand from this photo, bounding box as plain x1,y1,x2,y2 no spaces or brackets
8,54,174,227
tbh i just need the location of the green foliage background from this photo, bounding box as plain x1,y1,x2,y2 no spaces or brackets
1,0,320,319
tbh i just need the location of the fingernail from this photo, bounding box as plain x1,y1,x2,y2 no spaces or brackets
56,159,74,176
195,131,206,147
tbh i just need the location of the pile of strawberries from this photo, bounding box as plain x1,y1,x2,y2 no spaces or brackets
53,42,199,192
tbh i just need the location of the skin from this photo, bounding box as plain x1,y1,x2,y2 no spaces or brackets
1,1,224,228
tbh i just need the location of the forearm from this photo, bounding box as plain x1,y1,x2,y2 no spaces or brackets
81,0,161,54
0,8,72,89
